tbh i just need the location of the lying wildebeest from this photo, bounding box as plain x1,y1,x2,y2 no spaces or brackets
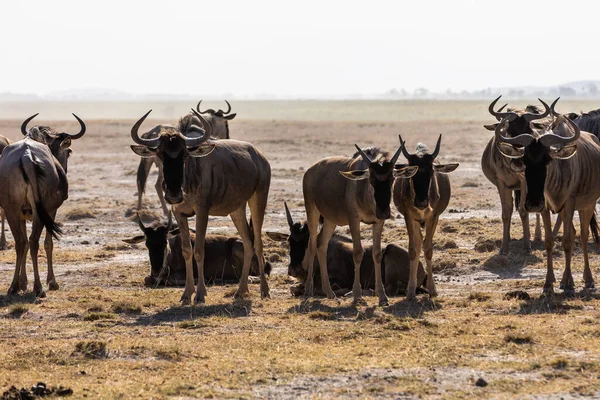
0,114,86,296
124,217,271,286
135,101,236,221
266,202,426,297
130,108,270,304
482,96,552,253
302,143,416,305
494,100,600,294
0,135,12,250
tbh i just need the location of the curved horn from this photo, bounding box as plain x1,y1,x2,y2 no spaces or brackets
495,116,535,147
284,201,294,229
195,100,215,114
135,212,147,232
21,113,39,136
430,134,442,159
67,113,87,139
187,109,212,147
488,95,517,121
222,100,231,115
523,98,551,123
131,110,160,147
549,97,561,117
539,114,581,147
398,135,412,158
390,141,403,165
354,144,372,164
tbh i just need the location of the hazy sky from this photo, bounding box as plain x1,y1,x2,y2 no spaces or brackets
1,0,598,96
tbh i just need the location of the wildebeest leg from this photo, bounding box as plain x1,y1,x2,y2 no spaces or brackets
193,211,209,304
29,217,46,298
303,201,321,297
0,208,6,250
517,194,532,252
136,157,154,210
230,206,254,299
534,213,542,242
7,214,27,295
174,211,194,304
559,204,576,295
498,185,513,254
372,221,388,306
579,207,595,289
541,210,555,294
45,222,59,291
405,217,422,301
348,215,364,304
423,215,440,297
155,167,171,225
552,214,562,239
315,220,336,299
249,189,270,299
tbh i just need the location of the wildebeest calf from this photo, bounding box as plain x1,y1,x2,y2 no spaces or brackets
267,202,427,297
124,218,271,287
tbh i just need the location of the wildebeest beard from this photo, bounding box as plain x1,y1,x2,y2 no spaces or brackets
523,142,551,212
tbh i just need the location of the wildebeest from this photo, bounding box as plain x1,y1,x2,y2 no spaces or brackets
266,202,427,297
135,100,236,220
0,135,12,250
482,96,554,253
129,108,270,304
301,143,417,305
123,217,271,287
494,101,600,294
393,135,459,299
0,114,86,296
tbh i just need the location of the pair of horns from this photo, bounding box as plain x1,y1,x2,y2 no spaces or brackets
488,96,557,123
196,100,232,116
130,109,212,148
398,134,442,159
354,143,404,166
21,113,86,139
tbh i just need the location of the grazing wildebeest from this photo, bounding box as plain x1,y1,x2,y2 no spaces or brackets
266,202,427,297
135,100,236,219
124,217,271,287
129,108,270,304
494,102,600,294
0,135,12,250
301,143,417,305
393,135,459,300
482,96,554,253
0,114,86,296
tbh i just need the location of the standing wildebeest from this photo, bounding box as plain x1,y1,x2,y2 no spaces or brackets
0,114,86,296
0,135,12,250
393,135,459,300
124,217,271,287
129,108,270,304
302,143,417,305
135,100,236,219
482,96,554,253
494,103,600,294
266,202,427,297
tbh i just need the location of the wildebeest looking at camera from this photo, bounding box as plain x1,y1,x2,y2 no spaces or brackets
129,108,270,304
266,202,427,297
124,217,271,287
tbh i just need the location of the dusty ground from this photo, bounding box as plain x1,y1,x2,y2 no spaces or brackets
1,100,600,399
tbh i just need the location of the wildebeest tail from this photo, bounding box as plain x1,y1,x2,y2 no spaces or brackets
136,158,151,195
590,211,599,245
20,157,63,239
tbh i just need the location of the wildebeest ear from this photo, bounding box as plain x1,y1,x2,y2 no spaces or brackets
266,231,289,241
187,143,216,158
123,235,146,244
392,165,418,179
565,112,579,120
224,113,237,120
483,123,498,131
550,144,577,160
339,169,370,180
168,228,181,237
496,142,525,159
531,122,546,130
60,137,72,148
434,163,459,173
130,145,157,158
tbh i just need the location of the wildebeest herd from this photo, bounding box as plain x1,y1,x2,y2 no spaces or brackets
1,97,599,305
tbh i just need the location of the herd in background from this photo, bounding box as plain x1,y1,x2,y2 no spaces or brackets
0,97,600,304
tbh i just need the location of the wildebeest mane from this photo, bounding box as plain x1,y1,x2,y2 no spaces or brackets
351,146,389,163
573,109,600,137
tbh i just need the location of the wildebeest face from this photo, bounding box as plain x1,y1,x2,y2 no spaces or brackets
266,222,310,277
157,134,187,205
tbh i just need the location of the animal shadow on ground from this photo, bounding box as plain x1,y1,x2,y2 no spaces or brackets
482,248,542,279
0,292,38,308
130,298,253,326
383,297,443,319
517,290,599,315
286,299,359,320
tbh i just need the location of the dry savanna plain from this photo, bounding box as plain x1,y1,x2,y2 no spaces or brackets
1,100,600,399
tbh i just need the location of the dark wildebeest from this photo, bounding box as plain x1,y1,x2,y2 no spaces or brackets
494,101,600,294
266,202,427,297
0,135,12,250
302,143,417,305
0,114,86,296
135,100,236,221
123,217,271,287
129,108,270,304
482,96,554,254
393,135,459,299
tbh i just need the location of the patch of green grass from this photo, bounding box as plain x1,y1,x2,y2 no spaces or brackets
73,341,108,359
83,312,117,321
111,301,142,314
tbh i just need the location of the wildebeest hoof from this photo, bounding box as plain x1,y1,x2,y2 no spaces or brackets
428,289,438,298
352,296,368,306
7,284,19,296
18,281,27,292
180,293,192,305
323,289,336,300
563,288,576,297
406,292,417,301
378,298,389,307
234,289,251,299
585,281,596,289
303,284,315,298
542,286,554,296
35,288,46,298
193,294,205,304
0,237,7,250
48,280,59,291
